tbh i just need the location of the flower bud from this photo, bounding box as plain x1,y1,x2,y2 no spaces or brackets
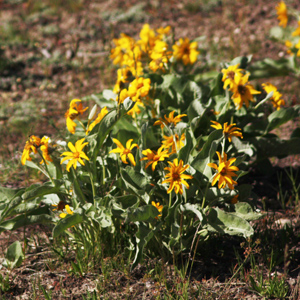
88,104,98,121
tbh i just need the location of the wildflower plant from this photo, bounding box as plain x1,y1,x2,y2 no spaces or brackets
1,22,300,271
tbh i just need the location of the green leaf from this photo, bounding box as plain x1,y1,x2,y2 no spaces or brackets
131,223,154,270
22,183,61,202
191,129,223,178
4,241,24,270
205,207,254,238
52,213,83,238
126,205,158,222
121,167,149,192
178,129,194,164
0,186,23,204
180,203,203,221
0,213,53,232
266,106,300,133
233,202,264,221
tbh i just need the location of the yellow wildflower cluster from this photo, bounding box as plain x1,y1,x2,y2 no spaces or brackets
262,83,285,110
21,135,54,166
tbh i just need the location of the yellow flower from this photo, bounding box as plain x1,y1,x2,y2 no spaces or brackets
86,107,108,134
292,21,300,36
128,77,151,102
39,136,53,164
285,40,293,55
208,151,239,190
172,37,199,65
230,73,261,109
221,64,244,90
162,158,193,195
149,40,171,72
59,205,74,218
52,200,67,212
295,40,300,57
276,1,288,28
210,121,243,142
154,111,187,129
262,83,285,110
60,138,89,172
21,135,41,165
113,67,133,94
138,23,157,53
156,26,171,39
161,133,185,154
140,147,169,171
151,201,163,218
110,138,138,166
65,99,88,134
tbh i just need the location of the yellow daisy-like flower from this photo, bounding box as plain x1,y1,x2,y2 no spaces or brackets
295,40,300,57
128,77,151,102
39,136,53,164
162,158,193,195
151,201,163,218
210,121,243,142
140,147,169,171
276,1,288,28
21,135,41,165
149,40,171,73
59,205,74,218
113,67,133,94
221,64,244,90
207,151,239,190
60,138,89,172
65,99,88,134
110,138,139,166
161,133,185,154
230,73,261,109
138,23,157,53
172,37,199,65
86,106,108,134
154,111,187,129
262,83,285,110
156,25,171,39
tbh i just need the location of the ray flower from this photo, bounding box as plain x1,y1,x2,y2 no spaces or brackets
262,83,285,110
151,201,163,219
65,99,88,134
110,138,139,166
154,111,187,129
208,151,239,190
161,133,185,154
276,1,288,28
140,147,169,171
86,106,108,134
21,135,41,165
39,136,53,164
162,158,193,195
172,37,199,65
221,64,244,90
60,138,89,172
59,204,74,219
210,121,243,142
230,73,261,109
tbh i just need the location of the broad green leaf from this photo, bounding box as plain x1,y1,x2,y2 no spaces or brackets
0,196,23,220
126,205,158,222
248,57,294,79
0,213,53,232
205,207,254,238
4,241,24,270
233,202,264,221
228,55,252,69
0,186,24,203
191,129,223,178
121,167,149,192
178,129,194,164
22,183,61,202
266,106,300,133
180,203,203,221
131,223,154,270
52,213,83,238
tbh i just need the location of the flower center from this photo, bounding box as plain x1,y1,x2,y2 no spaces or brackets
172,172,180,180
238,85,247,95
73,152,80,159
228,71,235,80
220,167,227,175
123,149,131,155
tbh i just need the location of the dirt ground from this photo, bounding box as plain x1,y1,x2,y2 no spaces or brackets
0,0,300,299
